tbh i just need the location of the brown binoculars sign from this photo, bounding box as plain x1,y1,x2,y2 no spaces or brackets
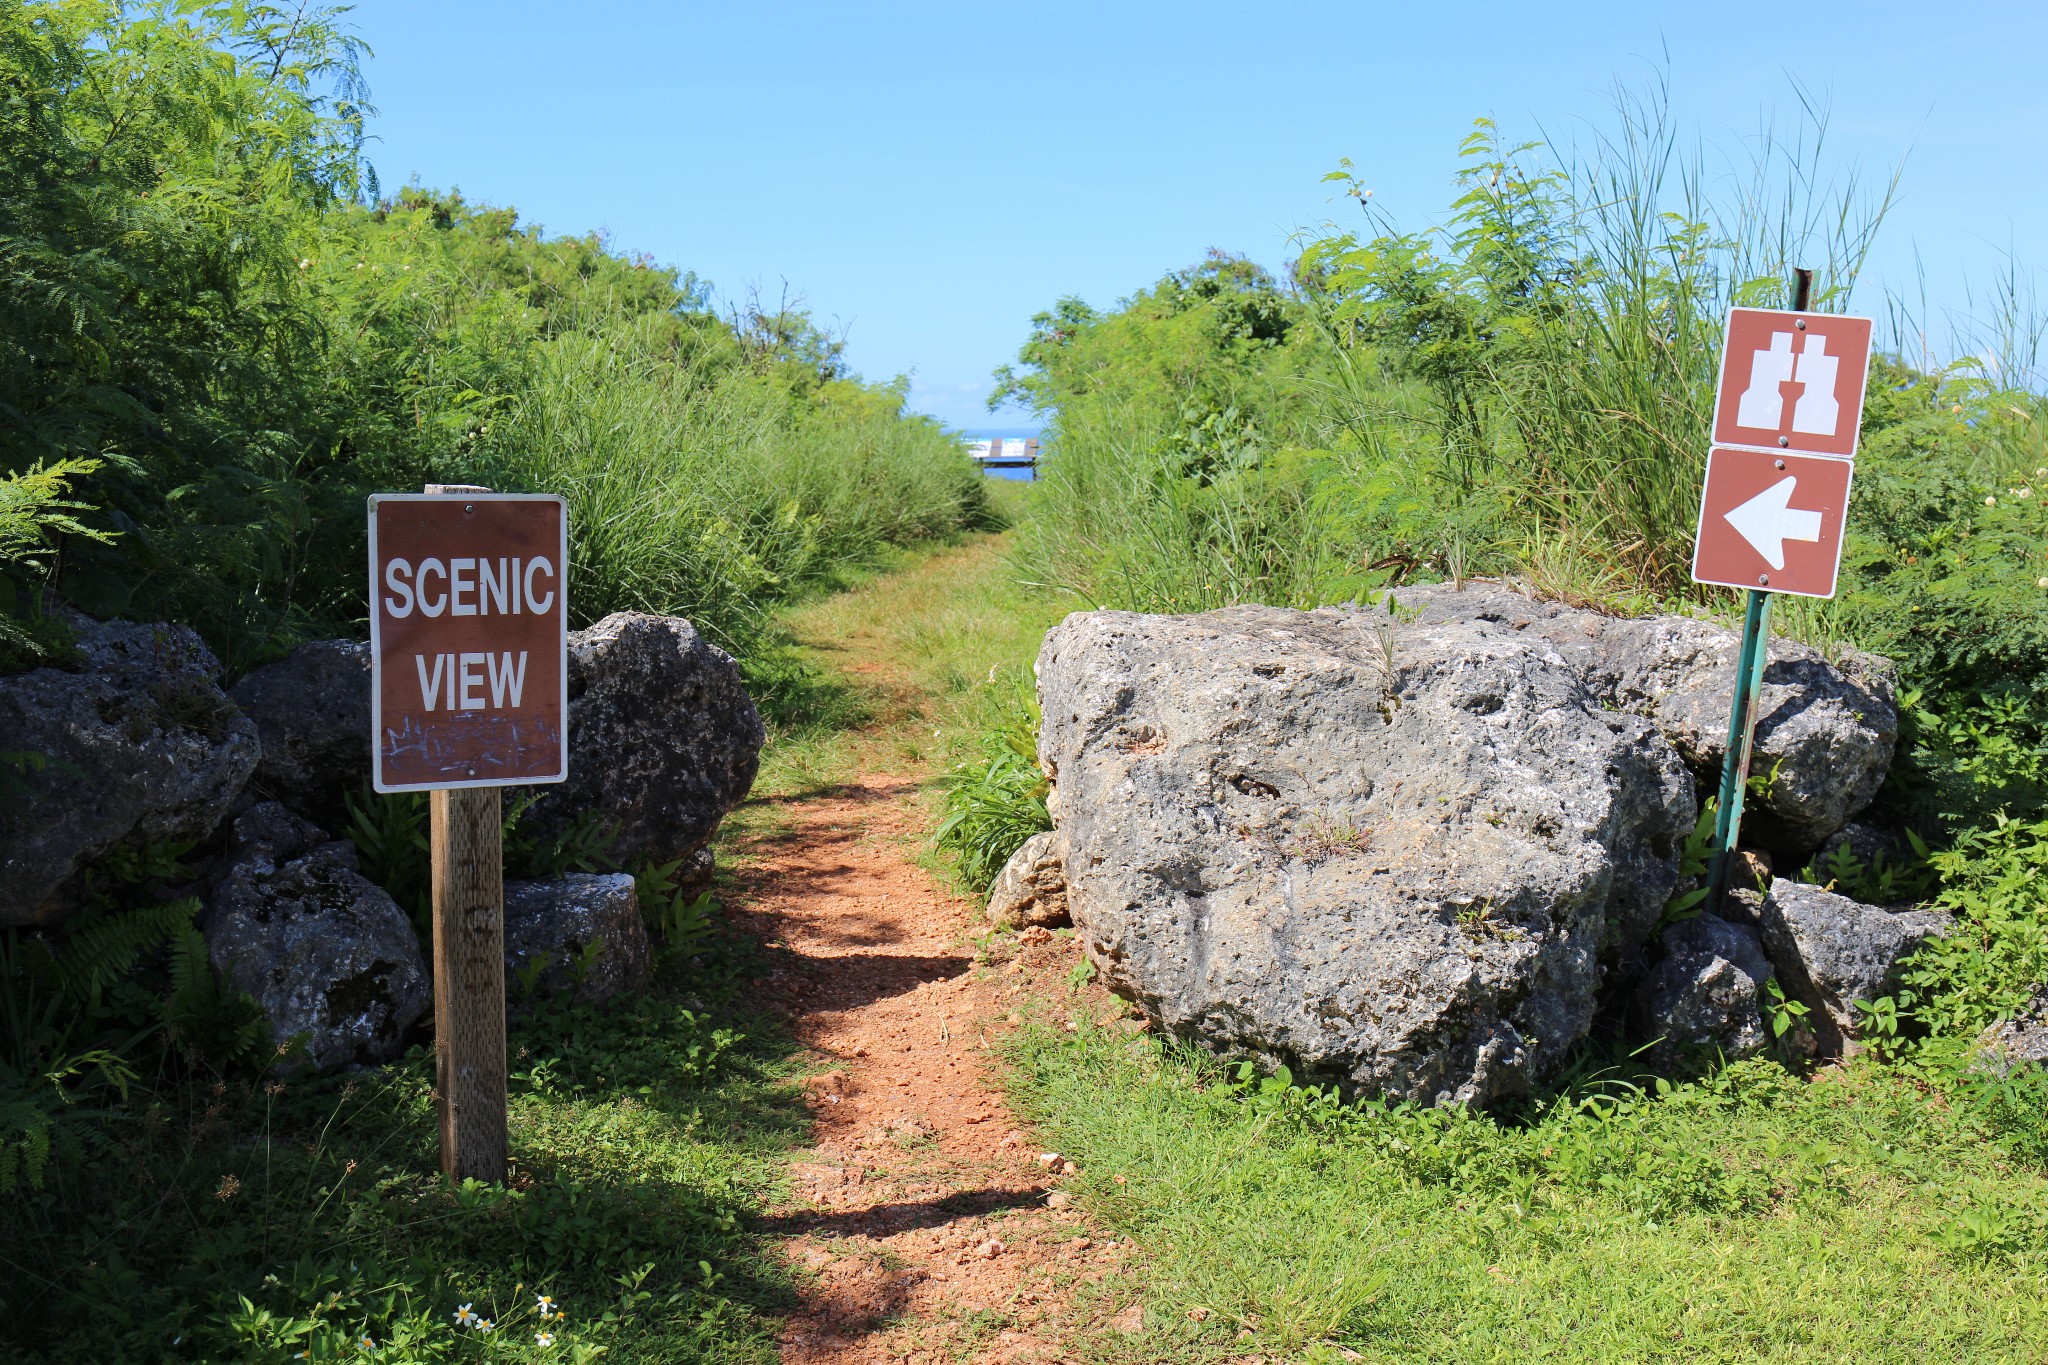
368,493,569,792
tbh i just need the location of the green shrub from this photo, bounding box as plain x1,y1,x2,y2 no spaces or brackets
935,674,1052,894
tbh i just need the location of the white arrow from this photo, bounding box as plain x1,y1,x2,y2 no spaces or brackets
1725,476,1824,570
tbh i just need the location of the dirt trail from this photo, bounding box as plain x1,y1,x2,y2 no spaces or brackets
724,539,1130,1364
731,780,1123,1365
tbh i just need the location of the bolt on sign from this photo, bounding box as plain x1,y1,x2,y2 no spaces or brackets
1711,307,1873,459
368,494,569,792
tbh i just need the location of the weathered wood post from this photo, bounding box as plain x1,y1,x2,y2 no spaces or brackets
423,482,507,1183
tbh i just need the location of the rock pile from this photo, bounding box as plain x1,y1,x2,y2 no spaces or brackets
202,803,430,1069
0,614,259,927
1029,584,1916,1104
4,606,761,1069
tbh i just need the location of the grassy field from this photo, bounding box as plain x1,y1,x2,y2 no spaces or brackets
1007,1023,2048,1363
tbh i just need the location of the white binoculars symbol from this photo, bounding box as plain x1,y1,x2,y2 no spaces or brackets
1736,331,1839,437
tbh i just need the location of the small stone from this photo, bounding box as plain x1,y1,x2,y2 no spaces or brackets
1036,1151,1061,1167
1045,1190,1073,1209
1187,1307,1211,1322
975,1238,1005,1259
1059,1159,1079,1175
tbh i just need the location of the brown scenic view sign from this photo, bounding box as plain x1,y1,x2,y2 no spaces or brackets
368,493,569,792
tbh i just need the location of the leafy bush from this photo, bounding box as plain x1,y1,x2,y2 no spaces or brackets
1896,816,2048,1039
1,4,988,673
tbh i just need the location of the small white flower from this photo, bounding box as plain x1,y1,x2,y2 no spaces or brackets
2036,577,2048,589
536,1295,556,1315
536,1332,556,1348
298,258,311,269
1986,495,1999,506
360,1336,374,1349
453,1303,477,1328
477,1318,495,1334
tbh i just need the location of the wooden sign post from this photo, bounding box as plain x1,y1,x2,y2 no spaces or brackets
368,484,569,1183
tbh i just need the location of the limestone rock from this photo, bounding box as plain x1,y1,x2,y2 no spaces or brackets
228,639,371,826
1393,583,1896,855
504,872,649,1004
516,612,764,872
0,613,259,927
1038,604,1697,1107
201,803,430,1068
1977,989,2048,1074
224,613,762,873
986,831,1070,929
1635,914,1774,1060
1738,876,1951,1052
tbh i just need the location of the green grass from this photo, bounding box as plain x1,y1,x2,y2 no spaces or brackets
1009,1018,2048,1364
0,931,805,1364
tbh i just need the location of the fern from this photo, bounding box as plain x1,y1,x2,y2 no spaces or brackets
0,1046,135,1193
31,899,201,1006
164,928,272,1069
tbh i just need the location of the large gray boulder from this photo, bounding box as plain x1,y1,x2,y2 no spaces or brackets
201,803,431,1068
1392,583,1896,855
504,872,649,1004
1734,877,1951,1053
985,831,1070,929
231,615,762,873
1635,914,1774,1061
519,612,764,871
1038,605,1697,1107
0,613,259,927
228,639,371,827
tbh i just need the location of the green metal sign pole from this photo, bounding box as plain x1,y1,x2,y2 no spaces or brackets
1705,266,1812,913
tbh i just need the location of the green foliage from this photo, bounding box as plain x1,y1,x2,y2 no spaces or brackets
344,784,432,935
1895,815,2048,1038
935,673,1051,894
0,838,277,1195
0,923,796,1362
1008,1019,2048,1359
0,3,986,673
637,856,718,956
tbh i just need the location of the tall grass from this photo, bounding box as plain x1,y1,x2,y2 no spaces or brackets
478,308,991,657
1010,82,1921,611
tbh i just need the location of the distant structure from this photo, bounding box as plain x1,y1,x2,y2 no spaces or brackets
966,436,1039,479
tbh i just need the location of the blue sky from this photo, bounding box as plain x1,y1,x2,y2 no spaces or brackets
339,1,2046,429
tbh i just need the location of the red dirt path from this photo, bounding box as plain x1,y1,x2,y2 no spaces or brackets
728,777,1131,1365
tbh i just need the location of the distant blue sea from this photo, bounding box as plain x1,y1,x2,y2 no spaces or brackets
961,427,1044,481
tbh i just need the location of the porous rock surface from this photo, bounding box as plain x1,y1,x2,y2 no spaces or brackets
225,613,763,871
1635,914,1774,1061
986,831,1070,929
504,872,649,1004
0,613,259,927
483,612,763,871
1977,989,2048,1073
229,639,372,826
1392,583,1896,855
201,802,430,1068
1734,876,1952,1052
1038,604,1698,1106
